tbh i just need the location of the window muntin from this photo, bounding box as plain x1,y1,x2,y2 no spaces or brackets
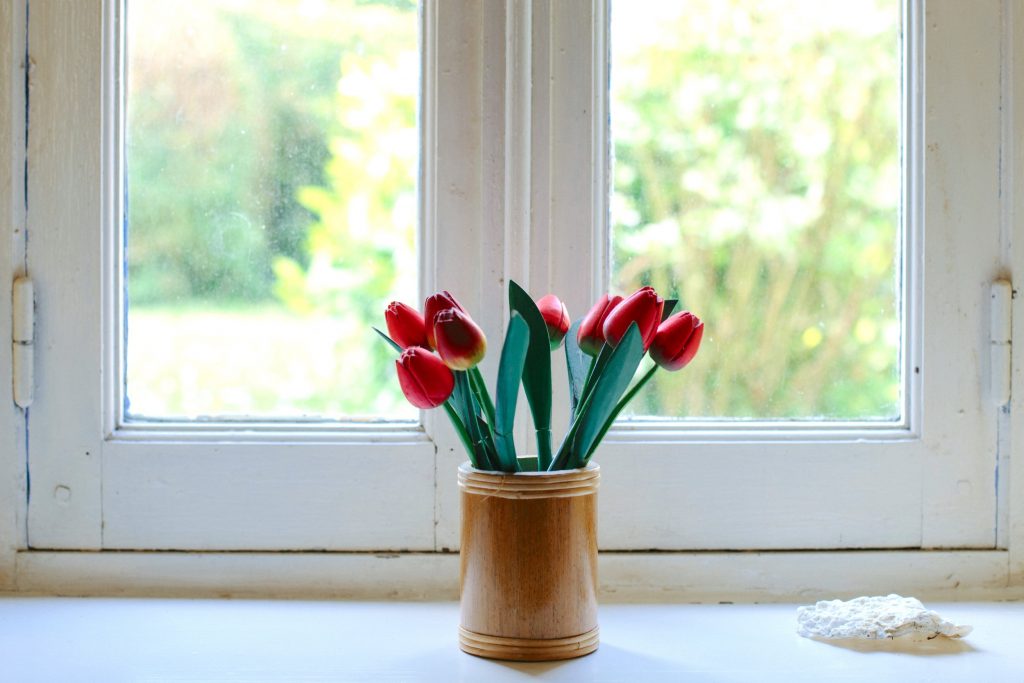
124,0,419,421
609,0,902,421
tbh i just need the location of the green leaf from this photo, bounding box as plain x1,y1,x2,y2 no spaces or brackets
583,363,659,462
493,314,529,471
550,327,640,471
550,377,599,471
476,414,500,467
373,327,403,354
442,401,478,468
662,299,678,322
508,280,553,468
564,318,587,415
455,371,492,470
575,341,614,416
569,323,645,468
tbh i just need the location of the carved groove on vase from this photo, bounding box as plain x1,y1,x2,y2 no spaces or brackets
458,626,600,661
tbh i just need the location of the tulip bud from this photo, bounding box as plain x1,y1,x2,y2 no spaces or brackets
602,286,665,350
385,301,428,349
537,294,570,350
423,291,465,349
395,347,455,408
433,308,487,370
650,312,704,371
577,294,623,356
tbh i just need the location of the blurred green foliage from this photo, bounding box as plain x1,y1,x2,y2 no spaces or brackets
125,0,416,416
611,0,901,419
126,0,901,420
271,4,419,414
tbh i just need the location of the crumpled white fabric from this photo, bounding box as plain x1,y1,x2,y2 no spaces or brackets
796,594,972,640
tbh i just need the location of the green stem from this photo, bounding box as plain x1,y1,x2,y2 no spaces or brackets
468,367,497,428
574,356,597,419
442,400,477,466
457,371,497,470
582,364,659,464
576,347,611,419
536,428,553,471
549,377,603,471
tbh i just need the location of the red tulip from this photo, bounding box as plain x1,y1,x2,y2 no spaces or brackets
650,312,704,371
602,287,665,350
577,294,623,356
433,308,487,370
385,301,428,349
395,347,455,408
423,291,465,349
537,294,570,350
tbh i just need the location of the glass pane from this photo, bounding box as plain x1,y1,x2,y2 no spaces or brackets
610,0,901,420
124,0,419,420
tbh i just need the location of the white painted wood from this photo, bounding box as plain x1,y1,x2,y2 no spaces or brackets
425,0,506,551
919,0,1002,547
0,0,26,588
597,443,924,550
1,600,1023,683
502,0,535,465
529,0,606,443
10,275,31,406
6,549,1021,602
991,280,1012,405
25,0,104,549
599,551,1019,603
1008,0,1024,585
996,0,1015,554
101,441,435,551
14,552,459,600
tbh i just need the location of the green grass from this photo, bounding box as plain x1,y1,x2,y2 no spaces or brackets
126,304,413,420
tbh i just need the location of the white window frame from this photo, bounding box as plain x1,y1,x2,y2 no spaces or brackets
1,0,1022,596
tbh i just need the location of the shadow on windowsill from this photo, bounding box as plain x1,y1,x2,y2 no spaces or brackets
808,636,979,656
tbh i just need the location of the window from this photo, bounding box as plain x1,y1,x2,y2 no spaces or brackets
610,0,901,422
123,0,420,421
15,0,1009,559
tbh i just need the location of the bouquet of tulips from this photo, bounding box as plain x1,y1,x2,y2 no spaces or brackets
375,281,703,472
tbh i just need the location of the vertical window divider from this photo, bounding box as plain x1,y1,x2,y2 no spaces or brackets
102,0,125,438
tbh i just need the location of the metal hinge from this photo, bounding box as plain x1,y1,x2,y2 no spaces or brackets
12,277,33,408
991,279,1013,406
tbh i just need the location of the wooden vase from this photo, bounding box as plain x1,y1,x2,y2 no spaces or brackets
458,460,600,661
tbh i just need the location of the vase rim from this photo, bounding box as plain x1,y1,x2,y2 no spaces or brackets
457,461,599,499
459,460,599,476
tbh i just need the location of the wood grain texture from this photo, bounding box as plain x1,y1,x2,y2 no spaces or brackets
458,462,599,660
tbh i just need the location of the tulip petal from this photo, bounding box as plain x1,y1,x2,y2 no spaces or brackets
434,308,487,370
